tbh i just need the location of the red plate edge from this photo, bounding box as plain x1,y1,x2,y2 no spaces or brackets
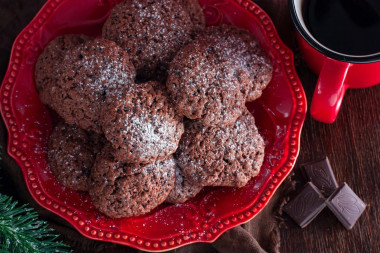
0,0,307,251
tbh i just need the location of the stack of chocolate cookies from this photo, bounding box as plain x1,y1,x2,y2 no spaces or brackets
35,0,273,218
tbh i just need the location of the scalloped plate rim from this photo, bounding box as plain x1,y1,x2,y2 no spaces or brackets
0,0,307,251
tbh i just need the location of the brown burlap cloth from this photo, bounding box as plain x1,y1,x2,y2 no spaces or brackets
0,0,295,252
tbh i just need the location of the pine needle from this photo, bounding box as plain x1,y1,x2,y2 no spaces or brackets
0,193,71,253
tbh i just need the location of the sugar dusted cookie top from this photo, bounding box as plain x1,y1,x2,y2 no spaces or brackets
101,81,184,164
51,38,135,133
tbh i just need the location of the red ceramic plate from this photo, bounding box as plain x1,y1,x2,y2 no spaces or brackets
0,0,306,251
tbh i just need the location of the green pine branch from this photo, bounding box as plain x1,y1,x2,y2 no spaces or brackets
0,193,71,253
0,143,71,252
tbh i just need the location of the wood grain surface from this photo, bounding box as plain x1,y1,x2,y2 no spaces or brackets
282,64,380,253
256,1,380,252
0,0,379,252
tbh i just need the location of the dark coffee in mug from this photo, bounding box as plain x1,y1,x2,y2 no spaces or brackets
303,0,380,56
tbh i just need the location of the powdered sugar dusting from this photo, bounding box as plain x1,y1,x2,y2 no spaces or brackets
122,110,178,158
79,55,133,96
101,81,184,164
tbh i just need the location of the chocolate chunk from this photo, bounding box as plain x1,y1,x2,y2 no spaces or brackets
301,157,338,197
283,182,326,228
327,183,366,230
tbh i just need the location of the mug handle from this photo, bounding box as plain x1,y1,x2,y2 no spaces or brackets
310,57,352,123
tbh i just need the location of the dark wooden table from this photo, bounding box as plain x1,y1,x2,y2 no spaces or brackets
1,0,379,252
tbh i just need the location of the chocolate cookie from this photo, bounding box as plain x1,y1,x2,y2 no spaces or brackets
166,164,203,204
198,25,273,101
212,110,265,187
101,81,184,164
34,34,89,106
50,38,135,133
48,122,104,191
102,0,198,79
179,0,205,33
177,111,264,188
167,39,248,127
89,145,176,218
175,120,227,186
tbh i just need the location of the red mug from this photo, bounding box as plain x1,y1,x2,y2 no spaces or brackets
289,0,380,123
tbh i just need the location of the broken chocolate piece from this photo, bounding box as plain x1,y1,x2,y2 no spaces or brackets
283,182,326,228
327,183,366,230
301,157,338,197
